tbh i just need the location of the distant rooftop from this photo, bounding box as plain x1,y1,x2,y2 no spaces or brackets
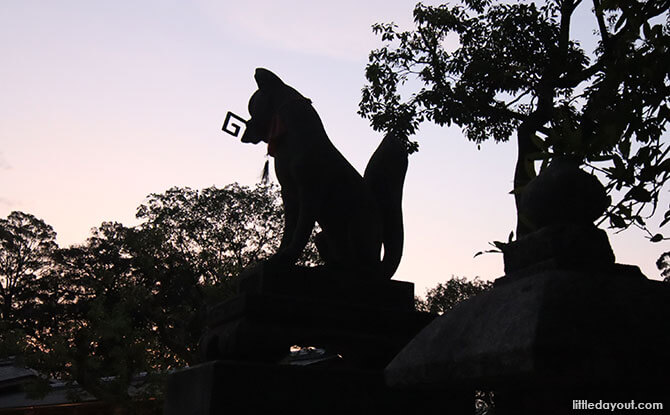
0,358,37,388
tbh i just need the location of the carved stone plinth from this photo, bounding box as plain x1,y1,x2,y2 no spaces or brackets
386,264,670,413
384,160,670,414
164,360,470,415
164,265,439,414
198,265,431,369
501,223,615,278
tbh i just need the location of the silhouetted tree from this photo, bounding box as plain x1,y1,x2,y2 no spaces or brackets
0,211,57,322
135,183,320,292
25,183,320,405
415,276,493,314
31,222,165,404
360,0,670,239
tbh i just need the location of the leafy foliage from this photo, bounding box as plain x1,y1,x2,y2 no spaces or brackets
6,183,320,405
657,251,670,281
360,0,670,237
32,223,170,404
0,211,57,323
136,184,320,285
0,212,57,360
415,275,493,314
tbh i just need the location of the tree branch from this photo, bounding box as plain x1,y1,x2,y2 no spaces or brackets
592,0,610,47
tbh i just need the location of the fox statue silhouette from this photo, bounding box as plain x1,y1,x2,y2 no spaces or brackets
240,68,408,279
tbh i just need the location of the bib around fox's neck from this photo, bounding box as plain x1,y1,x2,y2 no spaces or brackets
260,96,312,184
267,115,285,157
266,96,312,157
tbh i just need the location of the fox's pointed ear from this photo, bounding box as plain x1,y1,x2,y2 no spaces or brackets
255,68,284,89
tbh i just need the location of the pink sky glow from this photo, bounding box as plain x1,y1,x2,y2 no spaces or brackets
1,1,667,295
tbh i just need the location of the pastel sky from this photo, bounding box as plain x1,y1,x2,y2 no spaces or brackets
1,0,667,295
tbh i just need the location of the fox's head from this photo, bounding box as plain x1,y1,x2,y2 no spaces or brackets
240,68,286,145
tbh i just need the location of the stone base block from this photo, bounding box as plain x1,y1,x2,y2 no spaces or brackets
163,360,470,415
236,264,416,311
199,265,433,369
386,264,670,413
200,293,433,369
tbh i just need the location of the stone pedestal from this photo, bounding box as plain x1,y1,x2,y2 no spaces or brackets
384,160,670,414
164,265,439,414
164,360,469,415
386,263,670,414
199,265,431,369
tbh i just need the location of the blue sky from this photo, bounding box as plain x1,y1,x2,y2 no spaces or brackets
1,0,667,294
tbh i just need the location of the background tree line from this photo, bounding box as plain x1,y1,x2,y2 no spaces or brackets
0,181,511,409
2,0,668,412
2,178,664,409
0,183,321,407
359,0,669,240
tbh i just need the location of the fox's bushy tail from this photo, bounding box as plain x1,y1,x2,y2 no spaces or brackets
364,133,409,280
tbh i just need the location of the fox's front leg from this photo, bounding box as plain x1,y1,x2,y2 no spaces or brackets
272,195,315,266
282,198,315,262
278,186,298,253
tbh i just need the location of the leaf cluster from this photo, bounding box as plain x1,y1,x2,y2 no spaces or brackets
360,0,670,238
415,275,493,314
1,183,320,406
657,250,670,281
0,212,57,323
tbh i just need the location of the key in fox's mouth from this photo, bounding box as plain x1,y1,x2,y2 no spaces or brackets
222,111,248,138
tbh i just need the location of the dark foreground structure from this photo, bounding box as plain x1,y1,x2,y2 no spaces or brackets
164,159,669,414
386,159,670,414
163,266,453,414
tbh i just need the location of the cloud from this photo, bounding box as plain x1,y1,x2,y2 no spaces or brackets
0,197,13,207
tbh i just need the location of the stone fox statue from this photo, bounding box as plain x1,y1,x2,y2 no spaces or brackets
240,68,408,279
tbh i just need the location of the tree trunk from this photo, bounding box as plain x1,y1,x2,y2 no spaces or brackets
514,124,537,237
